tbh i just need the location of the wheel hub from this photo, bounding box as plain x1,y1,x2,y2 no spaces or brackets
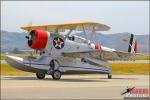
54,71,60,78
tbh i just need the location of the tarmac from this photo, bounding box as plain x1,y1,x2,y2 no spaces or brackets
1,75,149,99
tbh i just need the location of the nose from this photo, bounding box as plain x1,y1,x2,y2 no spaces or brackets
5,55,25,71
6,55,23,64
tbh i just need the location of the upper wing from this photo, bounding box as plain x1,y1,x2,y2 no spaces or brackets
21,22,110,32
62,50,136,60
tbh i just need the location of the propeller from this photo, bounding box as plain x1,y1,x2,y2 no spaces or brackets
25,36,29,39
25,20,32,39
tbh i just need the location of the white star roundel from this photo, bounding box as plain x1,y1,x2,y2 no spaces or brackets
53,37,64,49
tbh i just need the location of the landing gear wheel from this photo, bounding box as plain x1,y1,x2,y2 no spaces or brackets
108,74,112,79
36,73,45,79
52,70,61,80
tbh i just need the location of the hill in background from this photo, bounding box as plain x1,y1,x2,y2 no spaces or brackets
1,30,149,53
1,30,29,52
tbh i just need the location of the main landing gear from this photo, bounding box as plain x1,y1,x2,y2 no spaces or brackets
36,70,62,80
36,73,45,79
52,70,62,80
49,59,62,80
36,60,62,80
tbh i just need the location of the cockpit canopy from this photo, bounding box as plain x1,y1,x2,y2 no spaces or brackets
55,24,103,44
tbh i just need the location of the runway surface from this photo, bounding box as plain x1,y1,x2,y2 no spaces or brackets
1,75,149,99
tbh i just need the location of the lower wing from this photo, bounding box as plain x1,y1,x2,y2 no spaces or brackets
62,50,137,60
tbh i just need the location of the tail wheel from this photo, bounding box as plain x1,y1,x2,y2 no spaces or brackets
108,74,112,79
36,73,45,79
52,70,61,80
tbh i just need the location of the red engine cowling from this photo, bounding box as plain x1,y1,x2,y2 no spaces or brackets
28,30,49,50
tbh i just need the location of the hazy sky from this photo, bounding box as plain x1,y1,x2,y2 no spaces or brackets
1,1,149,35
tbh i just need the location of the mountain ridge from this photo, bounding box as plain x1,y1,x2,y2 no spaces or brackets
1,30,149,53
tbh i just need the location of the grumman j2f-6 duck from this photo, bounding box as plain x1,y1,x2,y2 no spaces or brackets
6,22,138,80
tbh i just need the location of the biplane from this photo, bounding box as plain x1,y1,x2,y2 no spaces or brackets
6,22,138,80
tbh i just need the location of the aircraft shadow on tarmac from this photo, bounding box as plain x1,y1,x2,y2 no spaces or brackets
3,76,107,82
2,76,137,82
59,79,107,82
100,77,137,80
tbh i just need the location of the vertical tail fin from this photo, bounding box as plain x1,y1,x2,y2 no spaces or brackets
128,34,138,53
109,33,138,53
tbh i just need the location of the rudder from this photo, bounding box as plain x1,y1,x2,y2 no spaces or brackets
110,33,138,53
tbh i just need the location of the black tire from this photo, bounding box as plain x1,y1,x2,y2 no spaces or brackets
36,73,45,79
108,74,112,79
52,70,61,80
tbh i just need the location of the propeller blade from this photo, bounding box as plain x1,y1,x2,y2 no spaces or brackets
25,36,29,39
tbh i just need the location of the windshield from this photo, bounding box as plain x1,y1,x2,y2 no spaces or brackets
57,25,94,35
